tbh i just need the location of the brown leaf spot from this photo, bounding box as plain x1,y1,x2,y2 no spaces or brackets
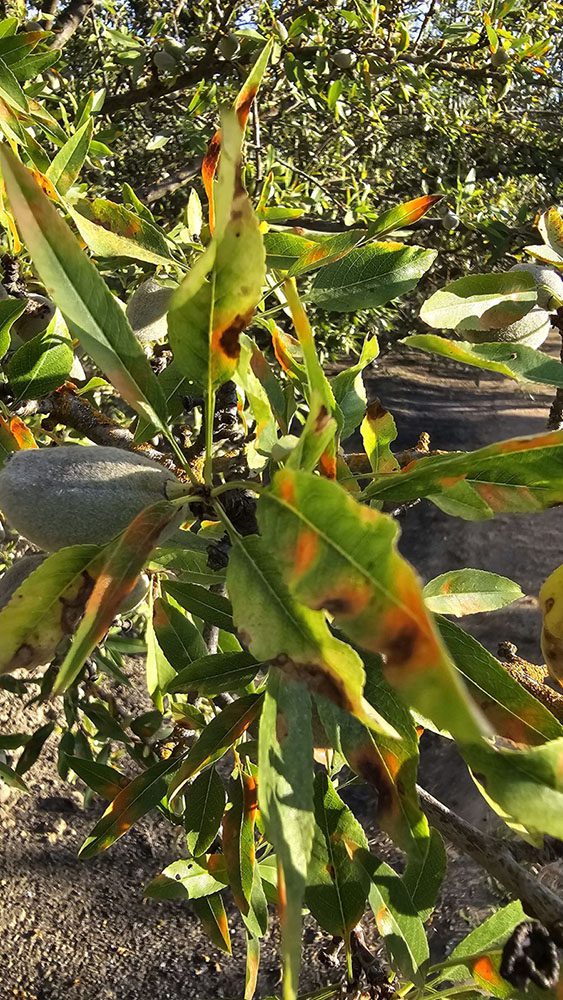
384,624,418,667
366,399,388,422
276,711,289,744
273,655,353,713
10,643,35,669
59,572,95,634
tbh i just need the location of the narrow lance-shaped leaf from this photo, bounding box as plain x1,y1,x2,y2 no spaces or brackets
226,532,397,735
153,594,208,668
46,118,93,195
191,894,231,955
369,194,442,238
361,398,400,473
331,335,380,442
403,334,563,390
365,855,429,985
258,469,487,743
168,694,264,803
363,429,563,520
0,146,169,434
145,587,175,710
222,768,258,915
203,40,272,228
53,501,181,695
185,766,226,857
258,671,315,1000
80,751,190,859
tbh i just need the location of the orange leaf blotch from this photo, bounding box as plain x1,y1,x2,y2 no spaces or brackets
9,416,37,449
294,529,319,577
320,579,373,620
211,308,255,366
271,325,299,376
319,450,337,480
381,598,443,682
439,474,467,489
235,85,258,129
278,472,296,504
473,957,503,986
497,432,561,454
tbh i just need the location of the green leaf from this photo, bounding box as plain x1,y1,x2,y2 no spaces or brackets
145,590,176,710
153,595,209,668
0,146,169,435
258,671,315,1000
331,335,380,441
15,721,54,775
191,893,232,954
0,297,26,359
432,901,525,983
7,329,73,399
163,580,235,632
222,768,258,915
366,856,429,984
420,272,537,332
168,694,264,803
264,231,316,269
167,651,259,696
54,502,180,695
67,755,129,800
305,772,371,942
402,335,563,389
226,533,396,734
46,119,93,195
401,827,446,922
185,766,226,857
0,54,28,111
145,858,227,901
80,752,187,858
0,544,99,675
363,428,563,519
69,197,172,266
259,469,486,743
0,760,28,792
439,618,563,745
465,736,563,838
168,109,265,391
308,241,437,312
423,569,523,616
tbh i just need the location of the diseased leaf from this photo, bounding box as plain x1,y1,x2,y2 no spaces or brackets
0,545,99,675
227,533,396,735
169,110,265,391
191,893,232,954
403,335,563,389
288,229,365,277
308,241,437,312
361,398,400,473
331,336,380,442
67,755,129,800
145,858,227,901
420,272,537,331
80,751,189,858
424,569,523,616
258,671,314,999
259,469,486,742
222,768,258,914
432,901,526,983
69,197,172,265
54,501,180,695
168,694,264,803
363,429,563,519
0,146,169,435
369,195,442,238
264,231,317,269
185,766,226,857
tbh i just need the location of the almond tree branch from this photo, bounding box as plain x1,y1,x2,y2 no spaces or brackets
417,785,563,932
50,0,94,48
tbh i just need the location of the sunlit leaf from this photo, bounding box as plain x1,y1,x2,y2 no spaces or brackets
185,766,226,857
420,272,537,332
403,334,563,388
369,195,442,237
46,118,93,195
191,893,232,954
69,197,172,265
308,241,437,312
424,569,523,616
259,469,486,742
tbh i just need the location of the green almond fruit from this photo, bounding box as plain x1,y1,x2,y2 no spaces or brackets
0,445,184,552
462,306,553,349
126,278,175,343
509,263,563,312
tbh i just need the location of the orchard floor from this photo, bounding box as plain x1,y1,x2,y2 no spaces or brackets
1,335,562,1000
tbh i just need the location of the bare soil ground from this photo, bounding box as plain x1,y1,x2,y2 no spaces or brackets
1,337,561,1000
